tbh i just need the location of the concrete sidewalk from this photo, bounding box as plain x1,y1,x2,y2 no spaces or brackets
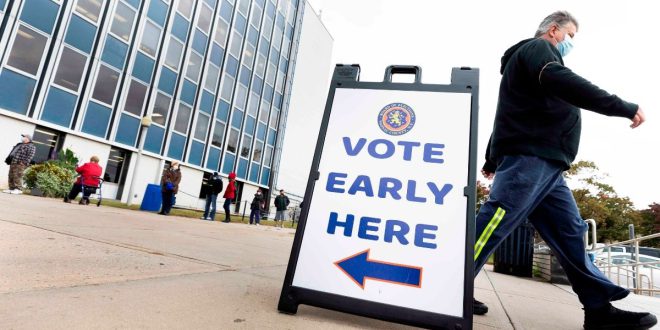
1,193,657,329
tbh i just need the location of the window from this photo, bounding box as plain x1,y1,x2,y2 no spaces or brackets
252,140,263,162
211,121,225,148
172,14,189,42
92,65,119,105
147,0,168,27
210,43,224,66
124,80,147,116
65,15,97,54
186,52,202,82
255,54,266,77
0,69,36,115
115,113,140,146
101,36,129,70
240,135,252,157
152,93,171,125
158,67,177,95
263,145,272,166
259,99,269,122
174,104,192,133
8,26,48,76
220,74,234,100
198,5,212,33
247,94,258,116
104,147,128,183
110,2,135,42
237,0,249,16
226,55,239,77
41,87,77,127
230,31,243,58
164,38,183,71
205,64,220,91
76,0,103,23
178,0,194,18
215,20,229,45
31,127,62,163
139,21,160,56
227,128,239,153
82,101,112,137
53,47,86,91
243,45,255,69
194,113,210,140
132,52,155,83
235,84,247,109
270,110,278,128
220,1,233,22
192,29,208,54
250,5,263,27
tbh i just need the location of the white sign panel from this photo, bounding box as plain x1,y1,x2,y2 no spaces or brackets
292,88,472,317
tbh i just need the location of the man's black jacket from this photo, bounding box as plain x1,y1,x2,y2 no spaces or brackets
484,38,638,172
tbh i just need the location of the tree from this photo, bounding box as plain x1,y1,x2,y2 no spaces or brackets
565,161,646,244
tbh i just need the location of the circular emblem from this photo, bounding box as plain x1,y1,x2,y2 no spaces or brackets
378,103,416,136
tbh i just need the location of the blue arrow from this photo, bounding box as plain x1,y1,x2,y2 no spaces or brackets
334,249,423,289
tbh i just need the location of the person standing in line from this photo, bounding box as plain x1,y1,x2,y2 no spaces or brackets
222,172,236,223
472,10,655,330
274,189,290,228
64,156,103,204
202,172,223,221
159,161,181,216
3,134,36,194
249,189,264,226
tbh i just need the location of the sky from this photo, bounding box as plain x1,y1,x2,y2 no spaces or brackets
302,0,659,209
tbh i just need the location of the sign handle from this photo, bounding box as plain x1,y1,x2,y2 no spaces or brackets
383,65,423,84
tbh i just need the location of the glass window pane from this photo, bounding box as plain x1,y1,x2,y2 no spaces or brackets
264,145,272,166
214,20,229,45
53,47,86,91
220,74,234,100
186,52,202,82
172,13,189,42
178,0,193,18
240,135,252,158
140,21,160,56
237,0,249,16
251,5,263,27
259,100,269,122
110,2,136,42
0,69,36,115
101,35,129,70
235,84,247,109
270,109,278,128
20,0,58,34
147,0,168,27
8,25,48,76
104,148,127,183
243,44,255,69
205,64,220,91
124,80,148,116
194,113,210,140
252,140,263,162
198,5,212,33
247,93,258,116
227,128,239,153
255,54,266,77
65,15,97,54
174,103,191,133
152,93,170,125
164,38,183,71
229,31,242,57
76,0,103,23
211,121,225,148
92,65,120,105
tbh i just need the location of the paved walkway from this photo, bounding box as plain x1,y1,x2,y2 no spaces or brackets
1,193,657,329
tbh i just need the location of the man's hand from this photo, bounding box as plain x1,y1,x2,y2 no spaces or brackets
481,169,494,180
631,107,645,128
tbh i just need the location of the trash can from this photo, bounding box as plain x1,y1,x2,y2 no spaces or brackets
140,184,162,211
493,221,535,277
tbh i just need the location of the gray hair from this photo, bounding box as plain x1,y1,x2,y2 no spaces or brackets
534,11,579,37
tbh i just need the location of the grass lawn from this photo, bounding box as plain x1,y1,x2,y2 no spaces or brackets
80,198,298,229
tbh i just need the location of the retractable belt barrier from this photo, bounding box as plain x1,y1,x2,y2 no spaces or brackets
278,64,480,330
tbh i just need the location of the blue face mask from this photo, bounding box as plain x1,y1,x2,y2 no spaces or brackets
557,34,574,57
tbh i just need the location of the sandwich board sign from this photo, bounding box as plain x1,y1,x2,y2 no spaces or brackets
278,65,479,330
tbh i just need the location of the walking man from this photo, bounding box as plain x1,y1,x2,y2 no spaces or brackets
202,172,223,221
473,11,655,330
274,189,289,228
3,134,36,194
222,172,236,223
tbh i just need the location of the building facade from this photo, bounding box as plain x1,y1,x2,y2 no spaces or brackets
0,0,311,210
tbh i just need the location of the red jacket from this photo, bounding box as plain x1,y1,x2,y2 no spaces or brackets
223,180,236,199
75,162,103,187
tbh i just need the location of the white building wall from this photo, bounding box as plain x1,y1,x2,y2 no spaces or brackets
174,165,205,209
275,3,333,199
0,116,36,189
121,153,162,204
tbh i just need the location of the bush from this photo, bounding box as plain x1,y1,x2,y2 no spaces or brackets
23,161,76,197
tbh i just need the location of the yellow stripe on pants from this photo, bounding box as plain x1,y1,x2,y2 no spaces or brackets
474,207,506,261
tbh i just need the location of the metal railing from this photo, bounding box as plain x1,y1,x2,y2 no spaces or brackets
585,220,660,296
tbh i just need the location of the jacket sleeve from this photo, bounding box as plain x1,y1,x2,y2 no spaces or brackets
482,135,497,173
174,172,182,186
217,179,223,193
539,63,638,119
76,164,85,174
27,145,36,163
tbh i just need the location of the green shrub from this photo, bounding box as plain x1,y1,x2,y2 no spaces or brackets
53,148,79,171
24,161,76,197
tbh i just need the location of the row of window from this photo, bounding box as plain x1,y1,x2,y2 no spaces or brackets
0,0,300,188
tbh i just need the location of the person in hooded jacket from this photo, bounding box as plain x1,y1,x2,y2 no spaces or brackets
159,161,181,216
222,172,236,223
249,189,264,225
472,11,653,330
202,172,223,221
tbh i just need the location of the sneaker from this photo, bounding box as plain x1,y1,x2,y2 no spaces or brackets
256,224,260,226
200,216,208,220
10,189,22,194
584,303,657,330
474,299,488,315
2,189,12,194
